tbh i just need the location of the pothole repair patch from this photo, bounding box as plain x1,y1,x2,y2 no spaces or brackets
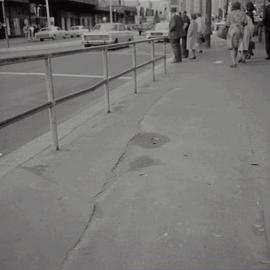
128,155,161,171
130,132,170,149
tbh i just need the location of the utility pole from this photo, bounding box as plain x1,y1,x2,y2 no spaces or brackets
110,0,113,23
1,0,9,48
259,0,266,42
45,0,51,27
205,0,212,48
225,0,229,19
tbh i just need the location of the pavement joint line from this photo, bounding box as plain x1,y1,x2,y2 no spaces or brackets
0,71,131,80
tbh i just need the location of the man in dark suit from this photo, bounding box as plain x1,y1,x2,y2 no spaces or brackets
169,7,183,63
263,0,270,59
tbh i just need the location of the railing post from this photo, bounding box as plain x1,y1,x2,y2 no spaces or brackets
163,39,167,74
132,43,137,94
151,40,155,81
44,56,59,151
102,48,111,113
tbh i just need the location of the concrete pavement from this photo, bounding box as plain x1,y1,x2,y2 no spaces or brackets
0,37,270,270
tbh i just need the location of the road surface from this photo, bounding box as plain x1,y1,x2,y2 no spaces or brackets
0,42,171,155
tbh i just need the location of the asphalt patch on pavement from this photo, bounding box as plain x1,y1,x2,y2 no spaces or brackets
128,155,161,172
130,132,170,149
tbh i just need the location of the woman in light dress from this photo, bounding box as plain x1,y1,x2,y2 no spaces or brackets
226,1,247,67
238,11,254,63
239,2,255,63
187,13,199,60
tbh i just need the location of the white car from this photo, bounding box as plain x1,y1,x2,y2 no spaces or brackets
35,26,70,41
69,25,90,37
82,23,134,47
214,20,226,31
145,22,169,42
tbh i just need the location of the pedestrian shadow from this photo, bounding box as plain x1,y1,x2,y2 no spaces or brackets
242,57,270,67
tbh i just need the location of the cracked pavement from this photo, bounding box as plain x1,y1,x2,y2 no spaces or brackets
1,38,270,270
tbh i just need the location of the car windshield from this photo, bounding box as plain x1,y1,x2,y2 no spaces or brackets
92,24,118,31
155,23,168,31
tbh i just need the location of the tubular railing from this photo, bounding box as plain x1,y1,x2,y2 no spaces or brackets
0,37,168,150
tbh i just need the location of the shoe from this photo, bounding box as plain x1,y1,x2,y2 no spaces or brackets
189,56,196,60
266,56,270,60
230,64,237,68
170,60,181,63
199,50,203,53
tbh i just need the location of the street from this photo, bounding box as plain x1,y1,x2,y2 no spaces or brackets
0,41,170,155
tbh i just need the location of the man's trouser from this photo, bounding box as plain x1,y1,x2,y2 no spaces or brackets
181,36,188,57
265,28,270,57
170,38,182,62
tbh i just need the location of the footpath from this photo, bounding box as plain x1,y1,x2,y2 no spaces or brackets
0,37,270,270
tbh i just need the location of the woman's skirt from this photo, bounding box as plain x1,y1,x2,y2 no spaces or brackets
227,24,242,50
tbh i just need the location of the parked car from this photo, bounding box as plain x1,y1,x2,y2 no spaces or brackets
145,22,169,42
82,23,134,47
141,22,155,32
69,25,89,37
35,26,70,41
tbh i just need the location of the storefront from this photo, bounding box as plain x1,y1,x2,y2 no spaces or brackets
1,0,30,37
51,0,97,30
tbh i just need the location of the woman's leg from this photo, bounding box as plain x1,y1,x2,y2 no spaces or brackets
230,49,236,66
189,49,196,59
234,48,239,64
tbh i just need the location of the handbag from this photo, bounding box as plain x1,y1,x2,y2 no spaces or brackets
249,40,255,50
217,26,228,40
199,33,205,43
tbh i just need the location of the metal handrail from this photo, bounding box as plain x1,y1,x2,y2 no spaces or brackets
0,37,168,150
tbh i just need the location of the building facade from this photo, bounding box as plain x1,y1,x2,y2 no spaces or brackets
0,0,137,38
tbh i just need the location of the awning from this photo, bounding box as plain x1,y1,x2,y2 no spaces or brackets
6,0,29,4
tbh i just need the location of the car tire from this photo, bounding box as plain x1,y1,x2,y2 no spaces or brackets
51,35,56,40
40,38,44,42
114,38,118,43
84,44,91,48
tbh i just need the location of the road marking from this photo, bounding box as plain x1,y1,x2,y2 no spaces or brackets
0,71,131,80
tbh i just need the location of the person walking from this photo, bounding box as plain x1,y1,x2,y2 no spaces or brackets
23,25,28,38
263,0,270,60
226,1,247,68
169,7,183,63
239,4,255,63
196,13,206,53
187,13,199,60
182,11,191,58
